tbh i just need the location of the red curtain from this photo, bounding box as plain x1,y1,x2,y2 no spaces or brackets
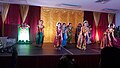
3,4,40,42
84,11,96,42
84,12,110,42
0,15,2,36
84,11,94,25
98,13,108,41
24,6,40,42
4,4,21,38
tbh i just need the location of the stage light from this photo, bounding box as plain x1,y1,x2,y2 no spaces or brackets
96,31,99,42
18,27,30,43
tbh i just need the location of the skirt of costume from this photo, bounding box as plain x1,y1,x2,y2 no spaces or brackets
36,32,44,44
77,34,86,49
67,33,72,43
54,35,61,47
100,37,108,49
62,33,67,46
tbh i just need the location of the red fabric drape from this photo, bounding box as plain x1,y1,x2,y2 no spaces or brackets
98,13,108,41
0,15,2,36
4,4,21,38
4,4,40,42
84,11,94,25
84,11,96,42
24,6,40,42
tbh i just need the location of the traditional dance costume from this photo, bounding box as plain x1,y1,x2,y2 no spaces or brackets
77,26,89,50
36,26,44,44
62,27,67,47
67,26,72,43
107,28,114,47
54,27,62,48
86,27,92,44
100,32,108,49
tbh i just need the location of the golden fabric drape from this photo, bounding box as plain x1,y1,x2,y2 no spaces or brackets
20,5,29,23
93,12,101,27
41,7,84,43
93,12,101,42
108,13,115,24
1,4,10,36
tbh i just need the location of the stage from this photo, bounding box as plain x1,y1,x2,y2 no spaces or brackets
0,43,101,68
16,43,100,56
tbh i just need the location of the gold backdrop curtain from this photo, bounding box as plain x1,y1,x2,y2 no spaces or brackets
93,12,101,42
93,12,101,27
20,5,29,23
108,13,115,24
1,4,10,36
41,7,84,43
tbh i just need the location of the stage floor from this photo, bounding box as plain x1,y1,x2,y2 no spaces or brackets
1,43,120,68
0,43,101,56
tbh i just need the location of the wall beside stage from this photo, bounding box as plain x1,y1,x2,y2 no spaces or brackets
116,11,120,27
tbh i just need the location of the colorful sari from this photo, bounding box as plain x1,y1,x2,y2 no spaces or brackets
62,28,67,47
67,27,72,43
77,27,88,50
54,28,61,47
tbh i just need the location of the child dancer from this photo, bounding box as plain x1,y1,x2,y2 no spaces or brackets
36,20,44,47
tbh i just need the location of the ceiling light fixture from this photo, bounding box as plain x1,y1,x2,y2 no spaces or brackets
57,3,81,8
95,0,110,4
102,8,119,13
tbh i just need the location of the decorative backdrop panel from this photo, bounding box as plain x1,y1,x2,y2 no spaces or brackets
41,7,84,43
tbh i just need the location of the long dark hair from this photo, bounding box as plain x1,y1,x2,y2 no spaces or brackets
57,22,61,29
62,23,66,28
